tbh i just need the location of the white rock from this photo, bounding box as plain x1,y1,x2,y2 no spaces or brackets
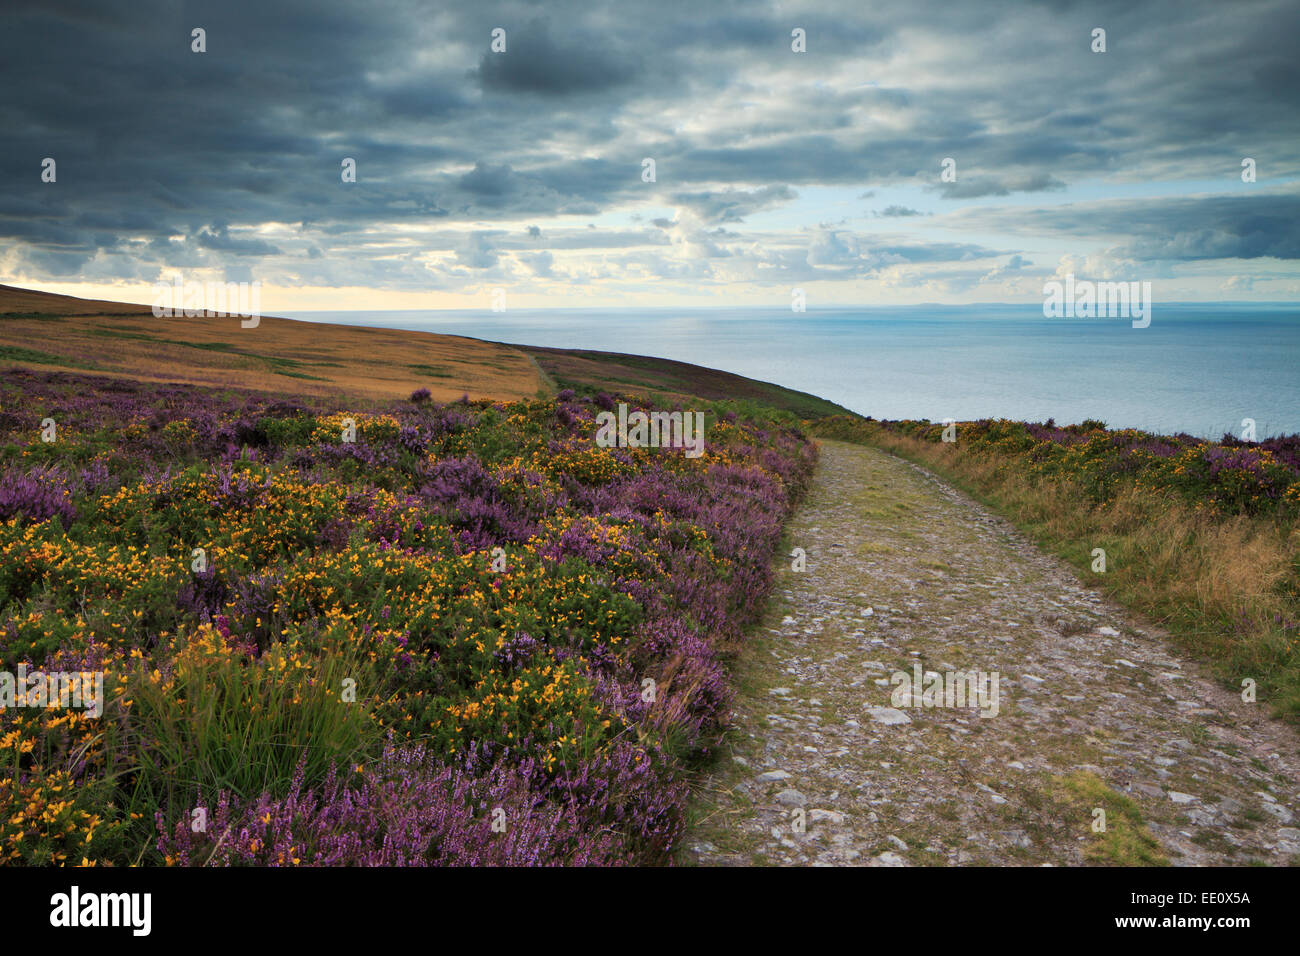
1261,802,1294,824
865,706,913,725
1168,791,1197,804
809,809,846,826
1276,828,1300,852
1098,626,1121,637
869,851,907,867
756,770,791,783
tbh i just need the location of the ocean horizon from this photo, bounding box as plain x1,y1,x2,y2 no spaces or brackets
284,303,1300,440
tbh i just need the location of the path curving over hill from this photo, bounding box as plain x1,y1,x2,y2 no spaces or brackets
689,440,1300,866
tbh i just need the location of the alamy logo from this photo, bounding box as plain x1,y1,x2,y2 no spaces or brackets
50,886,151,936
595,403,705,458
890,663,1000,718
1042,273,1151,328
151,276,262,328
0,665,104,717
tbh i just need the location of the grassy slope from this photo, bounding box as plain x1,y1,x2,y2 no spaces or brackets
2,287,848,419
519,344,853,420
0,285,542,403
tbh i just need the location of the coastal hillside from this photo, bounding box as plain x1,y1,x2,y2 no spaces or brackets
0,286,541,403
1,287,845,415
519,344,854,420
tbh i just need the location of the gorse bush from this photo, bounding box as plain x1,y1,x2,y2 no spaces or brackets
0,368,814,864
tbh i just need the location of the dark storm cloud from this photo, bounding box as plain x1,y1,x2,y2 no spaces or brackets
458,162,520,197
474,19,639,95
0,0,1297,287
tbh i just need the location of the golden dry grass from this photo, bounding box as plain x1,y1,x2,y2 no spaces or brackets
0,284,543,403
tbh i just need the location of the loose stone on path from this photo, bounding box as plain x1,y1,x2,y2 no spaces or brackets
688,440,1300,867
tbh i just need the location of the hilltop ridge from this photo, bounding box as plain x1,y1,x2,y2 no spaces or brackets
0,285,540,403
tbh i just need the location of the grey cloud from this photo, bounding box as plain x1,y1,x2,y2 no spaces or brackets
195,225,282,257
459,163,519,197
951,192,1300,261
474,19,638,96
519,251,554,277
0,0,1296,292
671,185,798,223
804,228,1001,276
455,232,501,269
936,173,1068,200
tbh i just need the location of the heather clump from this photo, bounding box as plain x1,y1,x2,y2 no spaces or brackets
815,415,1300,517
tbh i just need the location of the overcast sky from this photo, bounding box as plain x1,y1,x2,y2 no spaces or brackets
2,0,1298,310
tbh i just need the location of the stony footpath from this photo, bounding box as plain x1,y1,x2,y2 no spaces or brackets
688,439,1300,866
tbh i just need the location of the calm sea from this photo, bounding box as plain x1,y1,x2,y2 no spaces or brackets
283,305,1300,440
